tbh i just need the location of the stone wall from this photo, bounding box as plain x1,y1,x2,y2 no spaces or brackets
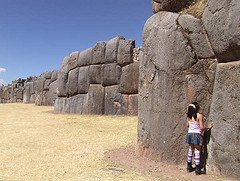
54,36,139,115
0,36,139,116
138,11,216,164
23,70,58,106
0,79,25,103
138,0,240,178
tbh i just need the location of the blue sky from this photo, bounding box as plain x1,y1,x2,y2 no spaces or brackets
0,0,152,85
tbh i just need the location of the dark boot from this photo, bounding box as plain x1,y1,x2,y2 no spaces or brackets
195,165,202,175
187,162,195,172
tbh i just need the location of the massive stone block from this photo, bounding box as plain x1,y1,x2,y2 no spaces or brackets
208,62,240,178
128,94,138,116
57,70,68,97
35,77,45,93
104,85,127,115
202,0,240,62
178,14,214,59
43,79,51,91
92,41,106,64
78,66,90,94
117,39,135,66
64,94,87,114
50,70,58,84
119,62,139,94
152,0,193,13
105,36,124,63
89,65,102,84
102,63,121,86
138,12,216,163
61,51,79,72
43,71,52,79
66,67,79,96
54,97,67,113
77,48,92,67
85,85,105,114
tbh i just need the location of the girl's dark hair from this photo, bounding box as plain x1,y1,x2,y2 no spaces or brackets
187,104,197,119
192,102,200,113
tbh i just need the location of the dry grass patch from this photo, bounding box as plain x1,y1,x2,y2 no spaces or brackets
182,0,208,18
0,103,157,180
0,103,234,181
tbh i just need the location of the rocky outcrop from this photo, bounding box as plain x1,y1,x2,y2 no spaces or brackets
138,12,216,163
54,36,139,115
152,0,193,13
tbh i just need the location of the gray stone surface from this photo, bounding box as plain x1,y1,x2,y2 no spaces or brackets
119,62,139,94
152,0,161,13
64,94,87,114
102,63,122,86
178,14,214,59
105,36,124,63
43,71,52,79
117,39,135,66
66,67,79,96
78,66,90,94
202,0,240,62
208,62,240,178
104,85,127,115
57,70,68,97
61,51,79,72
85,84,105,114
54,97,67,113
50,70,58,83
92,41,106,64
77,48,92,67
138,12,216,163
43,79,51,91
89,65,102,84
152,0,193,13
127,94,138,115
36,77,45,93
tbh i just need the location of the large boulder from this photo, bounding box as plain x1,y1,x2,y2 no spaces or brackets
105,36,124,63
117,39,135,66
102,63,122,86
92,41,106,64
202,0,240,62
119,62,139,94
78,66,90,94
66,67,79,96
152,0,193,13
138,12,216,163
61,51,79,72
84,85,105,114
77,48,92,67
208,62,240,178
89,65,102,84
104,85,127,115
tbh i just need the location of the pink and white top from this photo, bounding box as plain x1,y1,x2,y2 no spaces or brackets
188,119,201,134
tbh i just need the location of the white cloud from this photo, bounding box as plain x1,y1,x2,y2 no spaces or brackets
0,67,6,73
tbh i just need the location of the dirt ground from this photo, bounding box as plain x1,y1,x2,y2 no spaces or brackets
0,103,235,181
